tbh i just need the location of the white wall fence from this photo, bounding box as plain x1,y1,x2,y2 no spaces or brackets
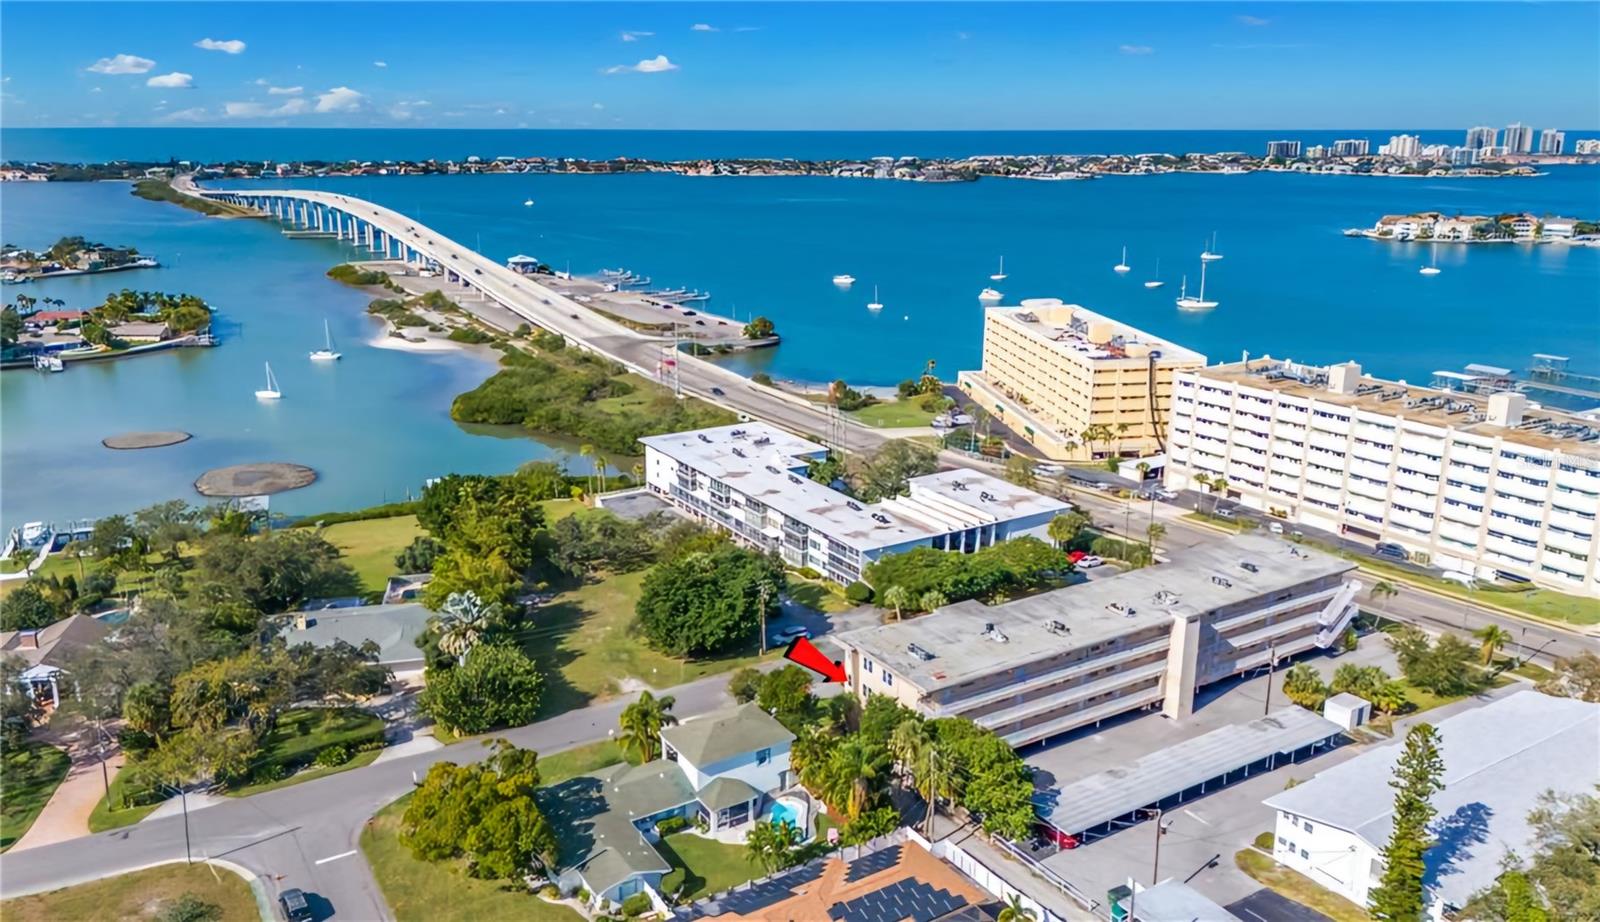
908,828,1100,922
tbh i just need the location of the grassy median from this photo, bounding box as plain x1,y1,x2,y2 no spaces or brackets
2,862,258,922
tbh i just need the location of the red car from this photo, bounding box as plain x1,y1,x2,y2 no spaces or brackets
1037,823,1080,849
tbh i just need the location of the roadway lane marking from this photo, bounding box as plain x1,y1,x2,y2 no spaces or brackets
1183,809,1211,826
314,850,358,865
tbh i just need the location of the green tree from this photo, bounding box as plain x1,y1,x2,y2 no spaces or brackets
1146,522,1166,557
1537,651,1600,702
881,585,911,621
0,305,20,346
998,894,1039,922
122,680,172,742
132,501,201,564
728,667,762,704
919,590,948,613
1369,723,1446,921
1281,663,1329,710
191,529,359,616
618,690,677,762
1047,511,1091,549
1003,455,1038,490
0,582,60,632
88,514,140,568
422,547,521,610
635,546,784,657
890,718,955,836
846,440,938,502
394,535,444,574
401,740,559,879
0,654,43,746
742,315,775,339
1370,579,1400,610
433,591,500,666
745,818,801,873
755,666,816,730
420,645,543,735
1474,624,1513,666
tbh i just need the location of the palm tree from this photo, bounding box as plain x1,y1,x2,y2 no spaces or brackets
998,894,1038,922
832,738,887,821
888,718,932,789
1114,422,1132,456
436,591,498,665
881,585,911,621
618,690,677,763
1146,522,1166,557
578,444,597,495
1209,476,1231,515
1369,579,1399,613
1370,680,1409,718
1473,624,1513,667
1281,663,1328,710
1191,472,1211,509
1047,511,1090,549
746,818,802,873
594,455,608,494
919,590,948,613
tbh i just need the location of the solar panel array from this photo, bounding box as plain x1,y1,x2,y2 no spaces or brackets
827,879,968,922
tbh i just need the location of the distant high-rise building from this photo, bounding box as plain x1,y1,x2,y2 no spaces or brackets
1332,138,1370,157
1451,147,1479,166
1576,139,1600,155
1504,123,1534,154
1465,126,1498,150
1305,144,1328,160
1265,140,1302,159
1539,129,1566,155
1379,134,1421,159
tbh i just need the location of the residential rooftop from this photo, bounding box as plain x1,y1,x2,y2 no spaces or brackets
1196,358,1600,458
639,423,1068,551
661,701,795,767
835,533,1353,694
1265,691,1599,911
278,602,430,668
0,614,107,669
986,299,1208,366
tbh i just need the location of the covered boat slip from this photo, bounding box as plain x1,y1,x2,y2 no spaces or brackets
1034,707,1343,842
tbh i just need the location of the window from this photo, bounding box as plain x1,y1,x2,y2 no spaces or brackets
1304,821,1315,834
756,748,771,765
863,658,874,674
1300,848,1310,860
882,672,894,687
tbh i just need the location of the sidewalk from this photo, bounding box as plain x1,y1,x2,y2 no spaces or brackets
10,740,122,852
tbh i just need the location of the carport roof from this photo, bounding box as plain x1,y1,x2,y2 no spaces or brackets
1035,707,1342,835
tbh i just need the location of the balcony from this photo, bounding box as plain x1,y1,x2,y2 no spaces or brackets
933,637,1173,716
1448,466,1491,489
1275,406,1309,425
1308,431,1349,454
1352,442,1395,466
1389,507,1436,535
1000,686,1168,748
1544,529,1595,557
1438,520,1481,547
1549,508,1597,536
1393,471,1440,495
1399,432,1447,456
1349,457,1391,482
974,661,1170,731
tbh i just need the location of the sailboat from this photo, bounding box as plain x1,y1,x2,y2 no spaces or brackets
1114,246,1131,274
523,198,535,207
990,257,1007,281
1175,261,1219,310
1200,232,1224,262
1143,258,1165,289
867,285,884,312
832,274,856,287
1419,244,1442,276
255,362,283,400
309,319,342,361
978,287,1003,303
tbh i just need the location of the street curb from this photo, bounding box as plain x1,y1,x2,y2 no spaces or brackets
1,857,272,921
1354,566,1599,640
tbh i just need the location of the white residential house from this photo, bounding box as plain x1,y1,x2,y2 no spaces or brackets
1540,216,1579,239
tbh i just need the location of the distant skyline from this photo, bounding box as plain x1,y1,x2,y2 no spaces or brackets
2,2,1597,131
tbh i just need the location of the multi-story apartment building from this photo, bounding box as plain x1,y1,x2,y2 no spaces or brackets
1539,128,1566,155
1304,144,1328,160
1504,122,1534,154
1465,126,1498,151
957,299,1206,462
1332,138,1370,158
1165,358,1600,597
1576,139,1600,155
1266,140,1302,159
1378,134,1420,159
638,423,1068,585
833,534,1360,749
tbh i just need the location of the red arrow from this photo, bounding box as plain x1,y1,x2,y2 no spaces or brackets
784,637,847,683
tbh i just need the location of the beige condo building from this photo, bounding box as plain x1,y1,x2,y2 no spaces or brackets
957,299,1206,462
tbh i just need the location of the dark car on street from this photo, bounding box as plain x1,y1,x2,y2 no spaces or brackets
278,888,314,921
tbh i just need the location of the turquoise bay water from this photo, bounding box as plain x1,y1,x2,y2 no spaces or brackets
2,129,1597,531
0,181,567,528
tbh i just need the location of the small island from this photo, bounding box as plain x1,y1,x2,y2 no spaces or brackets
2,288,218,370
1346,212,1597,243
1,236,157,284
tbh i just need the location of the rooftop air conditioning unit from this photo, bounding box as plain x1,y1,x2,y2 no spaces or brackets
1047,620,1070,635
907,643,935,661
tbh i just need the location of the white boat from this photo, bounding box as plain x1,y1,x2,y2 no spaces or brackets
1200,232,1224,262
1175,261,1219,310
978,287,1003,303
255,362,283,400
309,319,342,361
989,256,1007,281
523,199,534,207
832,274,856,286
33,354,64,373
1143,258,1165,288
1113,246,1131,274
1419,244,1442,276
867,285,884,312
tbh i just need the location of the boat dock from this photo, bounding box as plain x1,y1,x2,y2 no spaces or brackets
546,267,776,349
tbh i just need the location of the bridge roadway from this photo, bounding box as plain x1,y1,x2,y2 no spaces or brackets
198,185,890,455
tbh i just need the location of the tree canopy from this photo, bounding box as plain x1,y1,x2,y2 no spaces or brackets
419,644,543,734
401,740,560,880
864,537,1066,604
635,545,784,657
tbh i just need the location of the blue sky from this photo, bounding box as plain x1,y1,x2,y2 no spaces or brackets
2,2,1596,131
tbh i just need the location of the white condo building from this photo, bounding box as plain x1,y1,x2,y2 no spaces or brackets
1576,139,1600,155
1165,358,1600,597
1464,126,1497,150
1504,122,1534,154
639,423,1069,585
1539,128,1566,155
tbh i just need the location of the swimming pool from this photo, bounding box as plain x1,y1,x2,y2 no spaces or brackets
763,795,811,839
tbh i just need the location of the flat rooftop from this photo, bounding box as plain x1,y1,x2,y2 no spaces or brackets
987,299,1207,366
1197,359,1600,459
640,423,1067,552
836,533,1353,694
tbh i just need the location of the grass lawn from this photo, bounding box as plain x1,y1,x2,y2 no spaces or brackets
539,499,584,523
360,739,625,922
787,577,856,614
846,399,940,429
88,769,162,832
1182,510,1250,532
322,515,425,595
2,862,259,922
657,831,759,902
1236,848,1370,922
0,742,71,850
224,708,385,796
513,569,772,717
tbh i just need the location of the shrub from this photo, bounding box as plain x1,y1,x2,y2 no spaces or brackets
621,893,652,917
327,263,389,287
751,372,773,386
539,885,560,899
728,667,762,704
251,763,289,785
796,566,822,580
314,744,351,767
289,500,423,528
655,815,688,835
845,581,874,603
448,327,495,344
156,894,222,922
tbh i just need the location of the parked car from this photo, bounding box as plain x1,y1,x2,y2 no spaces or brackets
1374,542,1408,560
1441,571,1477,589
278,889,313,922
771,625,811,643
710,387,725,397
1268,522,1284,534
1215,507,1236,519
1076,555,1105,569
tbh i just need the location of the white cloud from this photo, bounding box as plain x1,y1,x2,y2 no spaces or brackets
1118,44,1154,55
88,54,155,75
224,97,310,118
620,30,653,42
195,38,246,54
690,23,717,32
90,86,103,93
1236,15,1270,26
373,61,387,68
399,99,431,107
162,107,209,123
267,85,303,95
314,86,365,112
733,26,762,33
593,102,605,110
605,55,678,75
146,72,195,89
388,105,417,122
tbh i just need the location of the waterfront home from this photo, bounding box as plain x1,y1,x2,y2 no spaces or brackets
543,702,801,910
108,321,171,343
0,614,108,707
1509,213,1540,239
278,602,430,674
21,310,85,331
1541,215,1579,238
1374,212,1441,239
1431,215,1484,241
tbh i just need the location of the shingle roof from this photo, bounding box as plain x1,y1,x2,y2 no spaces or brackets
661,702,795,767
697,775,763,812
280,603,430,666
540,759,694,896
0,614,107,668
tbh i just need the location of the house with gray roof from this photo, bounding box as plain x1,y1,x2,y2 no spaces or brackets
278,603,430,672
1263,690,1599,919
0,614,108,706
543,702,799,910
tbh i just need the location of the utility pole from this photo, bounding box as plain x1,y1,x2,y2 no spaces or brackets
1263,642,1279,715
1150,809,1173,884
758,582,772,655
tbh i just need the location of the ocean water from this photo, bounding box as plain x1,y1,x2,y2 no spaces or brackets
0,181,570,529
2,128,1597,531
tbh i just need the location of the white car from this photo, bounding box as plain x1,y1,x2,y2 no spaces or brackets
1268,522,1284,534
771,625,811,643
1076,555,1105,568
